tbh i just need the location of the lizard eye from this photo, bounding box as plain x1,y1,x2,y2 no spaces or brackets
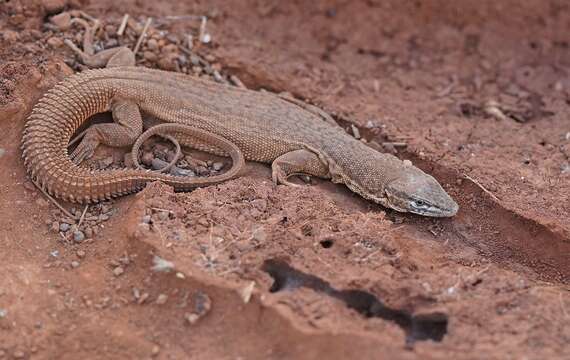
411,199,428,209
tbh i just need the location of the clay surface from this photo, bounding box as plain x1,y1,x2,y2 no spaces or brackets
0,0,569,359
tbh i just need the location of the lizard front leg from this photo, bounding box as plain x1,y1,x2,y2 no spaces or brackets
70,100,144,164
271,149,331,187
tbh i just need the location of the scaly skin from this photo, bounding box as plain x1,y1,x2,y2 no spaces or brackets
21,66,458,216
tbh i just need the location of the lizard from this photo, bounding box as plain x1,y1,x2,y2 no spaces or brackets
21,22,459,217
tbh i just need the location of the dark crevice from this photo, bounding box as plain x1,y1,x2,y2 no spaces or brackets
262,259,448,345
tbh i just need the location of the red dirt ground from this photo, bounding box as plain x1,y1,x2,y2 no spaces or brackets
1,0,569,359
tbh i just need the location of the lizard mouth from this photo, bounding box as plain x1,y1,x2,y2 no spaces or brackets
408,202,459,217
384,188,459,218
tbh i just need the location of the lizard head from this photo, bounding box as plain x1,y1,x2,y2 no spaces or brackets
382,165,459,217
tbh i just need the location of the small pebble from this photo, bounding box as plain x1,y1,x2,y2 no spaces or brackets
42,0,68,14
166,34,179,44
151,345,160,356
35,198,49,208
157,211,169,221
13,350,25,359
143,51,157,62
51,221,60,232
76,250,86,258
171,168,195,177
73,230,85,243
195,166,209,176
0,148,5,158
1,31,18,43
162,44,178,53
147,38,158,51
71,261,80,268
155,294,168,305
151,158,169,171
23,181,36,191
212,162,224,171
142,215,152,224
99,213,109,221
50,12,71,30
99,156,114,169
47,36,64,47
84,227,93,238
59,223,70,232
113,266,124,277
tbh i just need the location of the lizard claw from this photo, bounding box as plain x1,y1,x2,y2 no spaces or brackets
272,167,302,187
70,132,100,164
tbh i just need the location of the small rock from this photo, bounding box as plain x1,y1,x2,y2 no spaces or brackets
162,44,178,53
51,221,60,232
143,51,157,62
71,261,80,268
138,293,150,304
151,345,160,356
73,230,85,243
35,197,49,208
50,12,71,30
13,350,25,359
157,52,179,71
113,266,124,277
42,0,68,14
59,223,70,232
155,294,168,305
253,228,267,242
99,213,109,222
142,215,152,224
212,162,224,171
171,167,195,177
141,152,154,166
76,250,86,258
166,150,178,162
195,166,209,176
185,313,200,325
157,211,169,221
84,227,93,238
1,31,19,43
166,34,179,44
99,156,114,169
147,38,159,51
151,158,170,171
23,181,36,191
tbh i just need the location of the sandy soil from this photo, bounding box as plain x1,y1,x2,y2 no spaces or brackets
1,0,569,359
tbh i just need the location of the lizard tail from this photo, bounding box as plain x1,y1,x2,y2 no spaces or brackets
21,70,245,203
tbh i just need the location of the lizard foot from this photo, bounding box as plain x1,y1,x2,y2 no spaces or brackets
271,166,302,188
70,131,100,164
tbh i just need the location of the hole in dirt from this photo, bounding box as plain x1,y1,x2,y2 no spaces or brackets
262,259,448,345
319,239,334,248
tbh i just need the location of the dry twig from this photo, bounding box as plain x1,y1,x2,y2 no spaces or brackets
133,17,153,55
32,180,75,219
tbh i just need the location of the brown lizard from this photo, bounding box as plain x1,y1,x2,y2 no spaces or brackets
21,24,459,217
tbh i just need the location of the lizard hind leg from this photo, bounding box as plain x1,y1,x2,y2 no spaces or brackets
65,17,135,68
271,149,331,187
69,100,144,164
